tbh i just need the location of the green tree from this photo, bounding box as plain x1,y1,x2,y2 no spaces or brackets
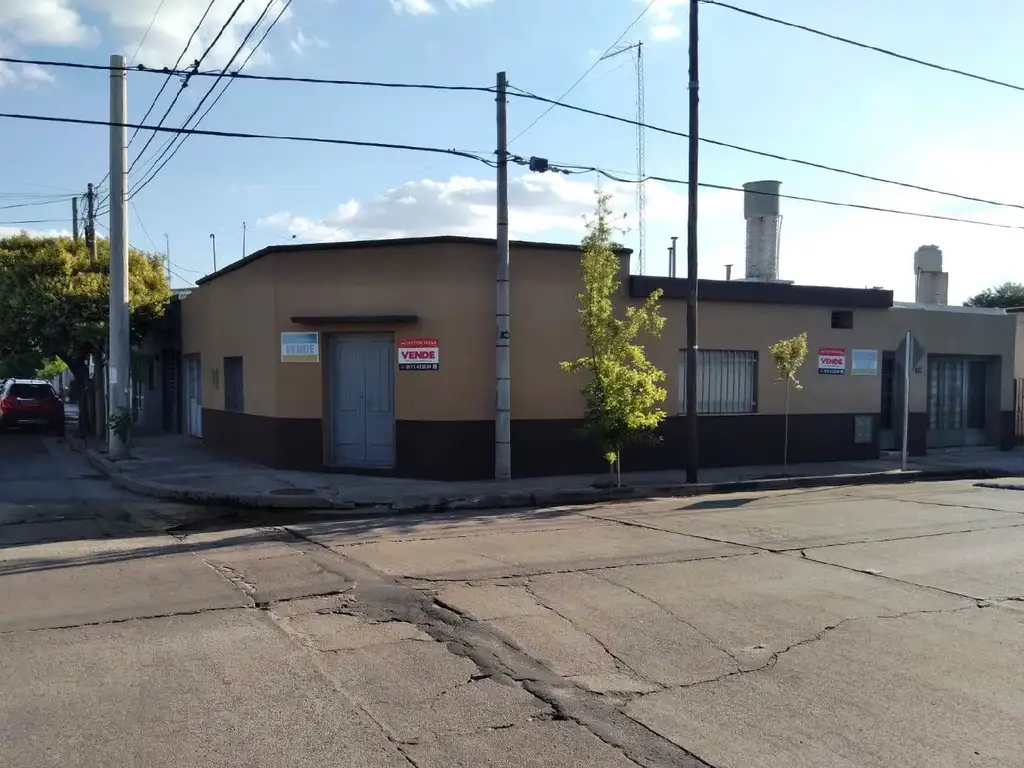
560,192,667,486
964,282,1024,309
0,233,172,434
768,332,808,470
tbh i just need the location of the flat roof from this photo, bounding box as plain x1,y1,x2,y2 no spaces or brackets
196,235,632,285
631,275,894,309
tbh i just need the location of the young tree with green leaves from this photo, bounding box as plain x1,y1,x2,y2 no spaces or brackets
560,192,667,486
0,233,172,435
768,332,808,470
964,281,1024,309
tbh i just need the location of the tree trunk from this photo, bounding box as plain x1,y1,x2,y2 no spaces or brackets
615,446,622,488
783,379,791,470
67,357,92,436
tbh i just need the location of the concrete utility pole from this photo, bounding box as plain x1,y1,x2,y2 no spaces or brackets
495,71,511,482
210,233,217,271
684,0,700,484
164,233,171,281
72,197,79,243
107,53,131,459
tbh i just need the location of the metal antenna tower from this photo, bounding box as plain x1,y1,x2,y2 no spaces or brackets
602,42,646,274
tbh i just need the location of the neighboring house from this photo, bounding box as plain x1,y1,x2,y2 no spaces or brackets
130,290,188,436
175,234,1017,481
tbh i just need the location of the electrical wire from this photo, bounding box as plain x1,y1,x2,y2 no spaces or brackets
507,86,1024,212
95,0,219,198
0,196,74,211
0,110,497,165
509,0,658,144
130,0,288,199
128,0,248,178
700,0,1024,94
129,0,168,65
0,55,496,92
533,159,1024,231
93,217,194,285
130,201,161,253
0,218,70,226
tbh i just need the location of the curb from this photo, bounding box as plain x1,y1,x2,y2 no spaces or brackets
83,448,335,510
974,481,1024,492
80,446,1020,515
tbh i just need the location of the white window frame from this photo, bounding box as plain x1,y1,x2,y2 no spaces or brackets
679,349,758,415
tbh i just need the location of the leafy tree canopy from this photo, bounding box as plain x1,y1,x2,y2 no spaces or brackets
964,282,1024,310
0,233,172,378
561,191,667,478
768,332,809,388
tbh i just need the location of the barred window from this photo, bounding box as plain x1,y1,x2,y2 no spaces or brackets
223,356,244,413
679,349,758,414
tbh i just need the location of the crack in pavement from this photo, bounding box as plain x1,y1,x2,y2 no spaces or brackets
399,550,760,585
281,525,711,768
0,604,249,635
650,603,985,694
584,570,744,674
796,549,983,602
520,580,662,689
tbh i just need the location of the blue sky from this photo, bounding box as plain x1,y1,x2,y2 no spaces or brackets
0,0,1022,302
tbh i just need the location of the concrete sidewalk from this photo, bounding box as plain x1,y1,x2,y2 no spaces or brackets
74,434,1024,513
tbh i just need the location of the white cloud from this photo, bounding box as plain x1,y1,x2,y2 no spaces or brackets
649,24,681,41
0,41,55,87
258,172,733,243
0,226,70,238
0,1,296,73
289,27,328,55
390,0,437,15
642,0,687,41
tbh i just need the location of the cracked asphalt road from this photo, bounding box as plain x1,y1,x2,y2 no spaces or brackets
1,438,1023,767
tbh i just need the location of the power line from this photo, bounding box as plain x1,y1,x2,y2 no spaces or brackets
507,87,1024,212
0,195,73,211
129,0,168,65
0,218,70,226
130,201,160,253
0,55,495,92
533,158,1024,231
131,0,288,199
129,0,247,178
509,0,659,144
700,0,1024,94
96,0,219,196
0,110,498,165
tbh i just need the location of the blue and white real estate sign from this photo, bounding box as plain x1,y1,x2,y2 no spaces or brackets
281,332,320,363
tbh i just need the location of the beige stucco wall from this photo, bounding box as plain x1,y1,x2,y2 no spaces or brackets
180,257,276,416
180,243,1017,425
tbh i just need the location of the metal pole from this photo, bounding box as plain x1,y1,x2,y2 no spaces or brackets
164,233,171,281
242,221,247,258
86,183,97,262
684,0,700,484
670,235,678,277
901,330,911,470
210,233,217,271
72,197,79,243
107,53,131,459
495,71,511,481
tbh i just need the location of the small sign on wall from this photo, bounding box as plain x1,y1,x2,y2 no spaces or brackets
398,338,440,371
818,347,846,375
851,349,879,376
281,332,320,363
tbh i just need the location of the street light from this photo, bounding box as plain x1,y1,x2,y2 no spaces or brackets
209,233,217,271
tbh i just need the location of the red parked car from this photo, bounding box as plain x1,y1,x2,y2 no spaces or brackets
0,379,65,436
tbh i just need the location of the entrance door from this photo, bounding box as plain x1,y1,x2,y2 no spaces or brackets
185,355,202,438
927,356,988,448
329,335,395,468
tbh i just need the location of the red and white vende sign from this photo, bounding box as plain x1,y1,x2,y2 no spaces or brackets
818,346,846,375
398,338,440,371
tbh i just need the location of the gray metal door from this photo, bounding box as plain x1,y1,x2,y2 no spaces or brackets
330,335,395,468
927,356,988,448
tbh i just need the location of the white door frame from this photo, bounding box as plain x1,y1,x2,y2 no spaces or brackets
184,354,203,438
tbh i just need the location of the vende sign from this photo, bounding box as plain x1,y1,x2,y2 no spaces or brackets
398,338,440,371
818,347,847,375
